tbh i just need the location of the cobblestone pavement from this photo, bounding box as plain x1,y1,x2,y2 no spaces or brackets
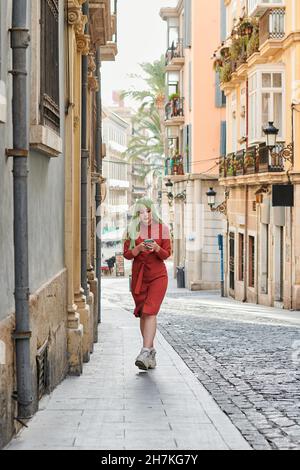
158,312,300,451
102,274,300,450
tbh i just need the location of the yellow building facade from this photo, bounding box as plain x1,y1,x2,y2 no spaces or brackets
217,0,300,308
65,0,117,372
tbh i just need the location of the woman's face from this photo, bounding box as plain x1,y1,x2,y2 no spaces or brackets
138,206,152,225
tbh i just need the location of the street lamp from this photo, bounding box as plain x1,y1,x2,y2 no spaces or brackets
263,121,279,150
263,121,294,165
165,179,174,206
206,187,229,216
206,187,217,208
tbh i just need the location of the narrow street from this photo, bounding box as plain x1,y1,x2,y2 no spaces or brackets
6,266,300,451
102,265,300,451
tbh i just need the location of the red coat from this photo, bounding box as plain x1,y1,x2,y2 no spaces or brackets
123,222,172,318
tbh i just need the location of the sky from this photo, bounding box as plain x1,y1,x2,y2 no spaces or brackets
101,0,176,107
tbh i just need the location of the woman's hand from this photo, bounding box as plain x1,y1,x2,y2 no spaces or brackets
145,241,160,253
132,242,148,257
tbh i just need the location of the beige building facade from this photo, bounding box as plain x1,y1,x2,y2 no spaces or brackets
216,0,300,309
0,0,117,448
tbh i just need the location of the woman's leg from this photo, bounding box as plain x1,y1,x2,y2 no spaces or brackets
140,315,146,339
141,314,157,349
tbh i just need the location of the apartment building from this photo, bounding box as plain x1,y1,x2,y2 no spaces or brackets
160,0,226,289
215,0,300,309
0,0,118,448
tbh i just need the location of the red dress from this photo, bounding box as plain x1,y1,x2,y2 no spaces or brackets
123,222,172,318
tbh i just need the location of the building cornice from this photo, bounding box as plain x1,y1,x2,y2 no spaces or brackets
164,173,219,183
219,172,300,187
160,0,184,20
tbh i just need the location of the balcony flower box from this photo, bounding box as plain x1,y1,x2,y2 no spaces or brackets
235,150,245,176
244,146,257,174
225,153,236,177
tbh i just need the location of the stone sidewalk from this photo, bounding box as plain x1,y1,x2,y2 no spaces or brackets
6,299,251,450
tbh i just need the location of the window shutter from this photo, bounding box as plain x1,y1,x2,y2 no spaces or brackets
184,0,192,48
220,121,227,157
183,126,188,174
215,72,222,108
40,0,60,133
189,61,192,111
188,124,192,173
215,72,226,108
220,0,226,42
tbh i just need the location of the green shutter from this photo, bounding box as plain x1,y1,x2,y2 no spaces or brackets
220,0,226,42
188,124,192,173
184,0,192,48
220,121,227,157
183,126,188,173
215,72,226,108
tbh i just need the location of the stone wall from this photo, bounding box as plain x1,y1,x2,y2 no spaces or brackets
0,269,68,449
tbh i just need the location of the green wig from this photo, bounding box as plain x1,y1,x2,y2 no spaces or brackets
123,197,163,250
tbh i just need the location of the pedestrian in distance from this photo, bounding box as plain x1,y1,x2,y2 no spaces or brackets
105,255,116,275
123,197,172,371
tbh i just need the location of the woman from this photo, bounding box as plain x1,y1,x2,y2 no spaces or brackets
123,198,172,371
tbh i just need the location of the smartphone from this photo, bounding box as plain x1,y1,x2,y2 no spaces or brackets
144,239,154,250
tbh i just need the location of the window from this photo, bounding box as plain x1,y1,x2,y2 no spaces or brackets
249,235,255,288
168,18,179,48
40,0,60,133
167,71,179,97
231,92,237,152
238,233,244,281
240,87,246,141
249,69,284,143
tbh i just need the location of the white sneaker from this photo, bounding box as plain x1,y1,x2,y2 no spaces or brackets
148,349,157,369
135,348,150,370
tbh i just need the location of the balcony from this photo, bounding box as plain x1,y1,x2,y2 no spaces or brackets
165,155,185,176
165,97,185,125
165,39,184,70
219,144,284,178
259,8,285,56
132,185,147,195
248,0,285,17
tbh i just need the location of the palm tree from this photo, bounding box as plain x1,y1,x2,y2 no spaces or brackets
123,56,166,114
121,56,166,183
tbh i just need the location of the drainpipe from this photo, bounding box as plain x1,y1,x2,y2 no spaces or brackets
95,47,102,323
243,185,249,302
9,0,33,420
81,0,89,297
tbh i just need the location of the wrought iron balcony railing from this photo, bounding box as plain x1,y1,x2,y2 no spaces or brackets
165,155,185,176
165,39,184,66
219,144,285,178
259,8,285,46
165,97,185,121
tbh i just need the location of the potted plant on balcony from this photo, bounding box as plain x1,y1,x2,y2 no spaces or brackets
168,92,180,102
220,62,232,83
168,93,180,117
244,149,257,174
247,28,259,58
219,158,226,177
225,154,236,176
230,35,249,67
238,18,254,38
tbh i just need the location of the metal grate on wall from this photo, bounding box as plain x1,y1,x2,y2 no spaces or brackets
36,339,49,400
